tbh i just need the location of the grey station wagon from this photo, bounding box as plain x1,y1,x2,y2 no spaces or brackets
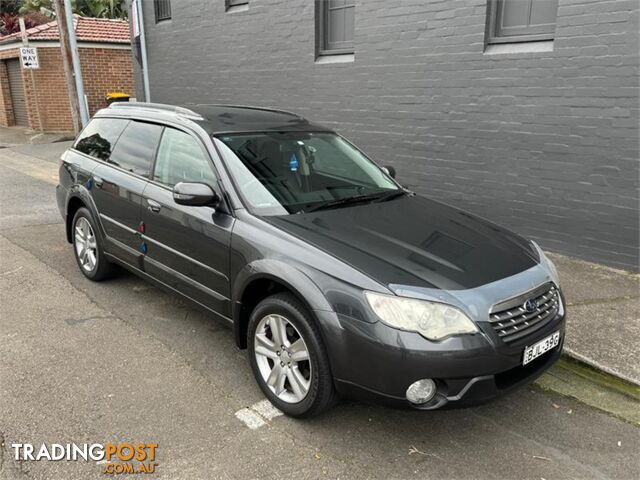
57,103,566,417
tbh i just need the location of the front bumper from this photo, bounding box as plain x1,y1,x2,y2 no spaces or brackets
317,299,566,409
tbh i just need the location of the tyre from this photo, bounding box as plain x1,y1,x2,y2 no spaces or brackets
248,293,337,417
72,207,118,281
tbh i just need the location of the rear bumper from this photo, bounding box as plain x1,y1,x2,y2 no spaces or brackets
317,303,566,409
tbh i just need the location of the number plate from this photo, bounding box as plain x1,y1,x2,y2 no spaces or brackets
523,331,560,366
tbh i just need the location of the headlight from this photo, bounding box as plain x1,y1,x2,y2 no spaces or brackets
531,241,560,286
364,292,479,341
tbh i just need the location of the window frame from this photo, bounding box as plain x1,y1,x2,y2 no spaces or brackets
316,0,355,57
106,120,165,179
150,126,219,190
213,131,400,216
487,0,557,45
154,0,172,23
72,117,130,162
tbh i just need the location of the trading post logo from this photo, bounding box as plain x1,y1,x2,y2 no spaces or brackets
11,442,159,475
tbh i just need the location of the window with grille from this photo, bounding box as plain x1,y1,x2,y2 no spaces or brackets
154,0,172,23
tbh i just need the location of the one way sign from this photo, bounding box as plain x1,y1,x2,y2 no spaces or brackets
19,47,39,69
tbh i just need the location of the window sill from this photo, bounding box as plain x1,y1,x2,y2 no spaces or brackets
226,4,248,13
315,53,355,65
484,40,554,55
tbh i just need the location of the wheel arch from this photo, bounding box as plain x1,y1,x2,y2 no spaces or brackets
232,261,333,349
65,187,102,243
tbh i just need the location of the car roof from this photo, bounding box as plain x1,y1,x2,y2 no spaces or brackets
101,102,334,135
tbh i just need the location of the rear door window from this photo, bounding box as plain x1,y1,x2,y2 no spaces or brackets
74,118,129,160
108,121,164,177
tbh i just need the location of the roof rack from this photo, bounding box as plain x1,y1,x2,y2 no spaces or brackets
194,104,303,119
108,102,203,119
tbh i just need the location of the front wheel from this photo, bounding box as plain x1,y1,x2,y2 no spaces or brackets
248,293,337,417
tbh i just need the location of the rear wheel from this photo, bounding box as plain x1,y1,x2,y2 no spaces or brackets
72,207,117,281
248,293,337,417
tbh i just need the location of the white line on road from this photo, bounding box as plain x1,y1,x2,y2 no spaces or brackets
235,408,267,429
251,399,284,420
234,399,283,429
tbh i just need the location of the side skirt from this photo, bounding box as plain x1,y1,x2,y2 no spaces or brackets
104,252,234,328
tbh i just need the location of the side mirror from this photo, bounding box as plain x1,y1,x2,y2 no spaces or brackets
173,182,219,207
382,165,396,179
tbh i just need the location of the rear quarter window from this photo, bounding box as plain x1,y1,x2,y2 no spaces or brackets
108,121,164,177
74,118,129,160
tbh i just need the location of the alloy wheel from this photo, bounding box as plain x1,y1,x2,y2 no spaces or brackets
74,217,97,272
253,314,312,403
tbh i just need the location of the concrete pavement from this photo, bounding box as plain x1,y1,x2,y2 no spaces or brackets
548,253,640,385
1,137,639,479
0,126,72,149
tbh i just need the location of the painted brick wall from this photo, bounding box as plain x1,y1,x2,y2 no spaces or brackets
137,0,639,270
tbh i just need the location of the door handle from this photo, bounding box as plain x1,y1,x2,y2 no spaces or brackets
93,176,103,188
147,199,161,213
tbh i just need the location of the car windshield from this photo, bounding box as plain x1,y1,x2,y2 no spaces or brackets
215,132,399,215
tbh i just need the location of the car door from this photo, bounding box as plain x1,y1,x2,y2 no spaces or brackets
141,126,234,319
90,120,164,268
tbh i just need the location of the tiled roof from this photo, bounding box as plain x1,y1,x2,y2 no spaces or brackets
0,16,130,45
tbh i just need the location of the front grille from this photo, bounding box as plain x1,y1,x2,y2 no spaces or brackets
489,283,560,344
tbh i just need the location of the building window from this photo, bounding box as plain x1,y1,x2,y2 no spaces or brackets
154,0,172,23
317,0,355,56
226,0,248,9
487,0,558,44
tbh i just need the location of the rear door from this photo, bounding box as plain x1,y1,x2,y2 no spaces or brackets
90,120,163,267
141,127,233,318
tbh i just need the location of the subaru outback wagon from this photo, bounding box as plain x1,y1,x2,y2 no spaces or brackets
57,103,565,417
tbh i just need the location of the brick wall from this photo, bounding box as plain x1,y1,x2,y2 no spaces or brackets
137,0,640,270
26,47,71,131
0,44,133,132
80,47,134,116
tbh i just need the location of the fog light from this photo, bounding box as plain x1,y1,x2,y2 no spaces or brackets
406,379,437,404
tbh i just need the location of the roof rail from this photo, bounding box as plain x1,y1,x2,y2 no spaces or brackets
195,104,303,119
108,102,202,119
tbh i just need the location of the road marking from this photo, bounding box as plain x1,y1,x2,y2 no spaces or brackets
252,399,284,420
235,408,267,429
235,400,283,429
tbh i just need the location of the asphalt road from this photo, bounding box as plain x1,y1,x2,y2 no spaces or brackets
0,143,638,480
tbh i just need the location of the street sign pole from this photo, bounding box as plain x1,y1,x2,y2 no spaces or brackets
19,18,43,132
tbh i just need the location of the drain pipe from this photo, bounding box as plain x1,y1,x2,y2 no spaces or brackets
134,0,151,102
63,0,89,126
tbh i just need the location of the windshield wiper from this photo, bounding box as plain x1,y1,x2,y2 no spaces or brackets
304,190,408,213
371,189,410,203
